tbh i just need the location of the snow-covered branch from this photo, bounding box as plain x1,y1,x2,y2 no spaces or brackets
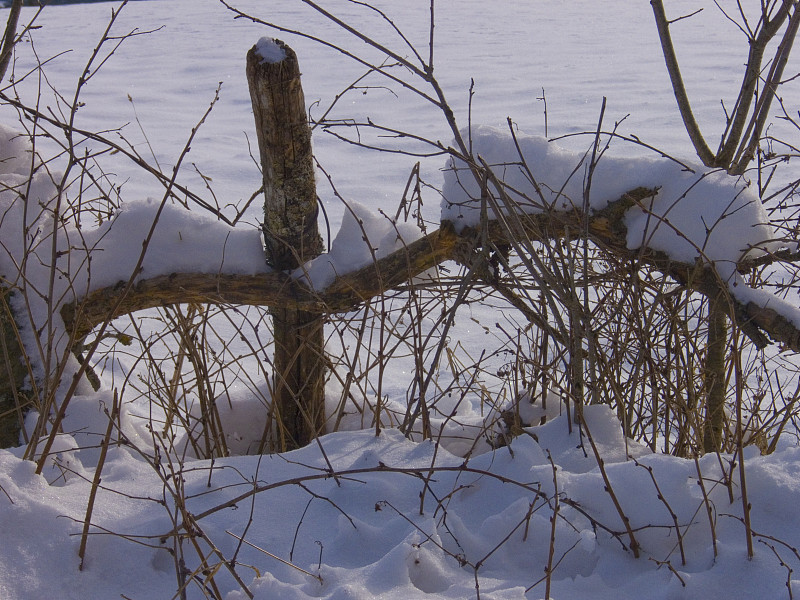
0,120,788,364
59,186,800,353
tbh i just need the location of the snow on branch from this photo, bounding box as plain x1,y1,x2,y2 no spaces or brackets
3,124,800,353
60,204,800,352
442,126,780,266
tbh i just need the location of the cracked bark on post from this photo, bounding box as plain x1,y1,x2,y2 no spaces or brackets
247,40,325,451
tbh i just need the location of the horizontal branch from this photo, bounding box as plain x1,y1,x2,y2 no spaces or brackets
60,223,465,340
60,188,800,352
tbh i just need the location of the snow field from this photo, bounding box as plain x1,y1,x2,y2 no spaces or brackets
0,1,799,599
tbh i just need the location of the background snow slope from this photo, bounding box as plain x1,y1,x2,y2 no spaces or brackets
1,1,800,599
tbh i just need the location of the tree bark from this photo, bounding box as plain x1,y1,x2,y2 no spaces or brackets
703,292,728,453
247,40,325,451
0,0,22,83
0,2,26,447
0,288,26,447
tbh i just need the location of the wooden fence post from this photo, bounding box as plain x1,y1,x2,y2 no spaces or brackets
246,39,326,451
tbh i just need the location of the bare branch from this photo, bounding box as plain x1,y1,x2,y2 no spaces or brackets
650,0,716,165
731,3,800,173
0,0,23,83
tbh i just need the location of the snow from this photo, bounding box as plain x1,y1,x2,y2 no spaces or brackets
726,268,800,330
4,405,800,600
82,200,268,284
296,200,422,290
255,37,287,63
0,128,268,368
0,1,800,599
442,125,800,329
442,125,779,266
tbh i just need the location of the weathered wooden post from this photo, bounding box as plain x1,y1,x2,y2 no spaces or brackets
246,38,326,451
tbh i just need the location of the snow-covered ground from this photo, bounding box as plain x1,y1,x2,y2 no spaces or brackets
1,1,800,598
8,403,800,600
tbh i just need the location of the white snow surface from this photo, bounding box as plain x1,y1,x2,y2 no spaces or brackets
6,402,800,600
0,126,268,367
442,125,779,266
296,200,422,290
255,36,286,63
0,1,800,599
0,130,267,287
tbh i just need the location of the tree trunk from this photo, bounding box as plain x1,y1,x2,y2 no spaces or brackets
0,288,26,447
0,0,26,450
703,292,728,453
246,39,325,451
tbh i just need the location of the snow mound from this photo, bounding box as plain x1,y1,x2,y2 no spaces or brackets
441,125,779,266
2,410,799,600
296,200,422,290
0,125,268,371
255,37,287,63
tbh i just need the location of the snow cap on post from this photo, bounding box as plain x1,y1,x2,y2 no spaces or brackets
255,37,287,64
